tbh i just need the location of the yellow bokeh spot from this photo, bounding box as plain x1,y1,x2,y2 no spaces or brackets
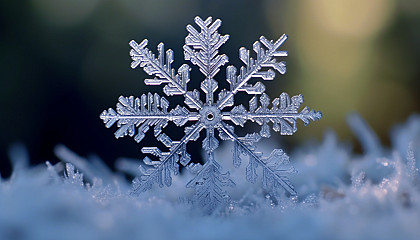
311,0,396,39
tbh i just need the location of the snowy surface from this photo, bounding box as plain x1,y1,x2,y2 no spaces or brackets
1,113,420,240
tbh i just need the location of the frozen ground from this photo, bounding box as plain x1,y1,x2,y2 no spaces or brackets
1,113,420,240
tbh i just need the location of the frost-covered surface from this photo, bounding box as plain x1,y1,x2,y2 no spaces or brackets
1,114,420,239
100,16,321,212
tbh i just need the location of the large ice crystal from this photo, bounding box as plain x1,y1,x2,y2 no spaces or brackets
100,16,322,212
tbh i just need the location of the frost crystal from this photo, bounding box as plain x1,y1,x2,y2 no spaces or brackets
100,16,322,212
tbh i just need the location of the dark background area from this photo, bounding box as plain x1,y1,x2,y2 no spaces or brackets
1,0,419,177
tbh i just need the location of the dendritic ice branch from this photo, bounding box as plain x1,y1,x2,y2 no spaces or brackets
187,153,235,214
100,16,322,213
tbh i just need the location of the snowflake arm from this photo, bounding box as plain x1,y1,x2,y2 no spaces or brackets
218,122,297,195
226,92,322,137
184,16,229,104
217,34,288,109
131,122,204,194
100,93,198,143
129,39,203,110
186,152,235,213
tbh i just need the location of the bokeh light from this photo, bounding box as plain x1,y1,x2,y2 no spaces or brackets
264,0,420,143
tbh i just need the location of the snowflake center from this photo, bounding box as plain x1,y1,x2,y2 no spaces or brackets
199,105,221,128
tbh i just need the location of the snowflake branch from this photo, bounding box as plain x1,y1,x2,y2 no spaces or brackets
100,94,199,143
218,122,297,195
131,122,205,194
224,93,322,137
217,34,288,109
186,151,234,213
184,16,229,104
129,39,203,110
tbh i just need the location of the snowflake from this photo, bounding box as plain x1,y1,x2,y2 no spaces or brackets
100,16,322,212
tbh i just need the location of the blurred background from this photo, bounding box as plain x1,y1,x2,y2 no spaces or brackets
1,0,419,177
